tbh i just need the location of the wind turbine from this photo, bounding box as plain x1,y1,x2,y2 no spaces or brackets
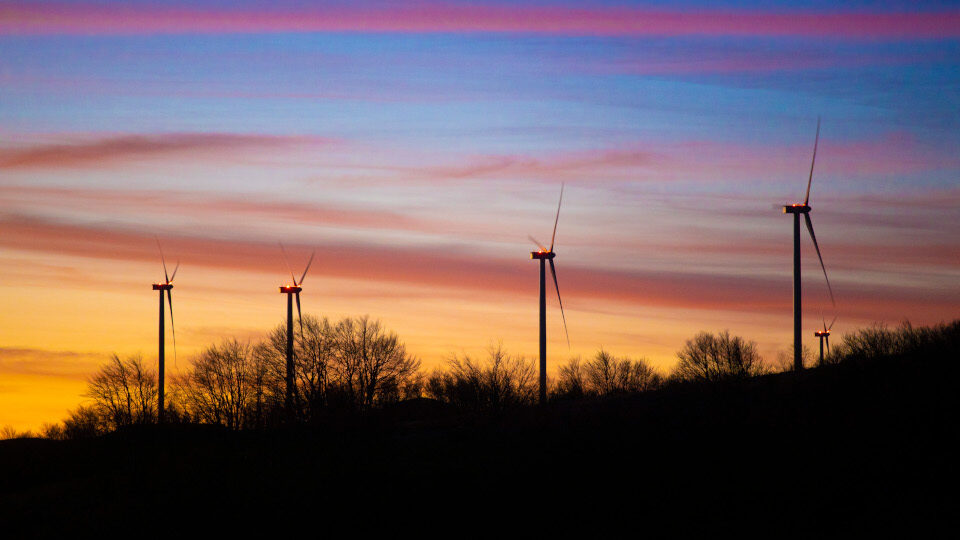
278,244,315,415
815,315,837,367
783,117,835,371
152,240,178,424
529,183,570,405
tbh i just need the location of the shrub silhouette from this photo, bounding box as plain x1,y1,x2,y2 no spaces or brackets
62,405,107,439
38,422,66,440
253,314,335,422
176,339,264,430
170,314,422,428
832,320,959,365
0,425,35,439
425,343,536,412
672,330,766,382
84,354,157,430
329,315,422,410
554,350,661,399
774,344,814,372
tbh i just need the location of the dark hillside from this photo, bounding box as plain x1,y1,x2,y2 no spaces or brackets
2,342,956,533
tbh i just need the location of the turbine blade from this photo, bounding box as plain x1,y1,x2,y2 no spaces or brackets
804,213,835,306
804,117,820,206
550,183,564,251
170,260,180,283
528,235,547,252
299,250,315,285
548,259,570,349
821,312,827,332
167,289,177,367
156,238,169,283
295,291,305,343
279,242,297,285
828,315,838,331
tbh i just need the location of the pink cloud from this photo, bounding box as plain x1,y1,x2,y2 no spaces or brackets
415,133,960,183
592,48,947,76
0,215,955,324
8,184,955,271
0,185,438,234
657,238,960,269
6,131,953,191
0,133,320,169
1,3,958,39
667,133,960,181
425,149,657,181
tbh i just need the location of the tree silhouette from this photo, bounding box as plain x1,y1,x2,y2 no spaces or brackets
84,354,157,429
62,405,106,438
0,425,35,439
832,320,959,364
672,330,766,382
255,314,337,421
176,339,265,430
162,315,423,427
585,350,661,394
330,315,421,410
775,344,813,372
555,350,661,398
39,422,66,440
554,357,588,398
425,343,536,412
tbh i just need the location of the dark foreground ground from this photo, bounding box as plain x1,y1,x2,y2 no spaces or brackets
2,353,956,534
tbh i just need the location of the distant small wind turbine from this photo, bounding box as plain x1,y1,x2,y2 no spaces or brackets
529,183,570,405
278,244,315,414
783,117,835,371
152,240,178,424
815,315,837,367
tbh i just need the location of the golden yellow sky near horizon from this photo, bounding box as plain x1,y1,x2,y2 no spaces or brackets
0,245,811,433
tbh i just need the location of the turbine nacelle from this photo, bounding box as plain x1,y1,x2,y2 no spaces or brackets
783,204,811,214
152,283,173,290
279,285,303,294
817,315,837,338
530,251,556,260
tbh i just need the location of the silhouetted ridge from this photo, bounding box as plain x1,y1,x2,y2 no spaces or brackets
2,324,956,531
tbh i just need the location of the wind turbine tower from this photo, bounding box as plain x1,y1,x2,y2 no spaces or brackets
783,118,835,371
278,245,315,415
529,183,570,405
815,315,837,367
152,241,178,424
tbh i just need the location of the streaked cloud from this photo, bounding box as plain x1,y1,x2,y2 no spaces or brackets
2,3,958,39
0,133,320,169
1,213,955,323
0,185,436,233
4,131,955,185
0,347,109,379
414,133,960,183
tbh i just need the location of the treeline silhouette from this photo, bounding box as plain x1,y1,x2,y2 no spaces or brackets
1,319,956,530
33,315,422,438
10,317,957,440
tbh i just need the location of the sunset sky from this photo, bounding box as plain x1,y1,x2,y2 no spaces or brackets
2,0,959,431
